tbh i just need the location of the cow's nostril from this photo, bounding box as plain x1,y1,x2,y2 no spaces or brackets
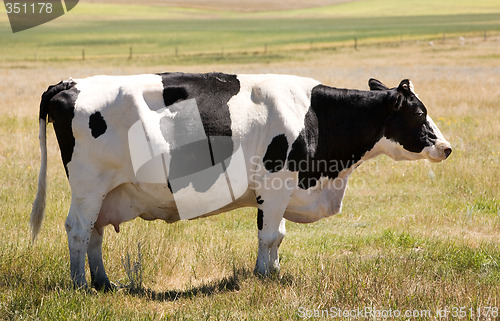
444,148,452,158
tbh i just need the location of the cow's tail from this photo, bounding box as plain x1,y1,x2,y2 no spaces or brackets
30,81,74,242
30,117,47,242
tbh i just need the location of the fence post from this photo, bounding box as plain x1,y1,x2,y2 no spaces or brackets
128,47,133,59
354,38,358,50
82,49,85,61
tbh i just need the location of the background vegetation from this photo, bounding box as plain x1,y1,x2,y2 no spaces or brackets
0,0,499,319
1,0,500,63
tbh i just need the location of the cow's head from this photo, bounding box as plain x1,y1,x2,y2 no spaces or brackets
369,78,452,162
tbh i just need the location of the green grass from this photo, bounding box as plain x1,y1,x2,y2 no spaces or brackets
0,2,499,64
277,0,500,17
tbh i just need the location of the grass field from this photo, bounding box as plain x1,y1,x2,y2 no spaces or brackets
1,1,500,63
1,1,500,320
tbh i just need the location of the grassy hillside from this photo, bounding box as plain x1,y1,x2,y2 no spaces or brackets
279,0,500,17
0,1,499,63
69,0,356,12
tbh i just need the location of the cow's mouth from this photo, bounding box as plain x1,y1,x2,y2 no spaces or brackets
428,157,444,163
423,144,451,163
426,151,449,162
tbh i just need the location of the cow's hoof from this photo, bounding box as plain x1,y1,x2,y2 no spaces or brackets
92,279,117,292
253,267,266,278
253,267,280,279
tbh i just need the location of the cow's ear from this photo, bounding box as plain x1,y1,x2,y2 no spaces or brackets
397,79,412,96
369,78,389,91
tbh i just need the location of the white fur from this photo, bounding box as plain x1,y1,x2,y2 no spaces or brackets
30,119,47,242
423,115,452,162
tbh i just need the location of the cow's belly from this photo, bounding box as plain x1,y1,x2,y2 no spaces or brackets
94,182,257,234
283,176,349,223
94,183,177,234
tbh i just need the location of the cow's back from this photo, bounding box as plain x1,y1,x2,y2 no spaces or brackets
69,72,320,180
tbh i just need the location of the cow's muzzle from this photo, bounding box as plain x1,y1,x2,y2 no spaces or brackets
444,147,452,159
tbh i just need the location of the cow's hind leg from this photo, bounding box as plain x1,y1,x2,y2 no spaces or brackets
87,228,113,291
65,194,104,289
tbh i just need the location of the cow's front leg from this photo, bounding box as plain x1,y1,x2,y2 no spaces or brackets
254,175,294,276
65,196,103,289
269,218,286,272
87,228,113,291
255,207,288,276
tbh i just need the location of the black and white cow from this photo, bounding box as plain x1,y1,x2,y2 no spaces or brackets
31,72,451,290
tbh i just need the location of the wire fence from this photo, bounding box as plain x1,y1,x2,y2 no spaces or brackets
23,30,500,64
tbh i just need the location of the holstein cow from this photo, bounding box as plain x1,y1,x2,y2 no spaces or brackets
31,73,451,291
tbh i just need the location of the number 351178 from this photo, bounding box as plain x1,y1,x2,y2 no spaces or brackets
5,2,53,14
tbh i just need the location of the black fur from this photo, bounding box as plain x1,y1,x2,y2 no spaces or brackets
287,85,392,189
41,81,79,177
384,80,437,152
263,134,288,173
257,209,264,230
158,72,241,193
162,86,189,107
368,78,389,91
158,72,240,137
39,80,76,120
89,112,107,139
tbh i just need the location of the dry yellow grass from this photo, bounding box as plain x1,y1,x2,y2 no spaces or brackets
0,35,499,319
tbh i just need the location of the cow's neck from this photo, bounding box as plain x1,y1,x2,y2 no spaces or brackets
285,86,393,222
312,85,392,179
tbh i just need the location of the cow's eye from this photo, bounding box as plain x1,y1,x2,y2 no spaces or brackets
416,111,425,118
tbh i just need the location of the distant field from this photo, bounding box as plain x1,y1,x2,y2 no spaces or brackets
52,0,500,15
84,0,357,12
1,1,499,320
1,1,499,63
